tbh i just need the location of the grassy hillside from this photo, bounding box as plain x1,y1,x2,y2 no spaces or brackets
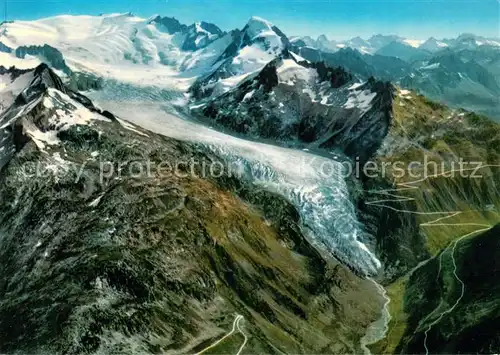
0,109,384,354
367,89,500,354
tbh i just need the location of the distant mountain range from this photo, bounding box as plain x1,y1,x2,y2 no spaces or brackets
290,33,500,55
1,13,498,119
290,33,500,119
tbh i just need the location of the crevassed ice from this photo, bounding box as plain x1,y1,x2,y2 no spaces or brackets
207,143,381,276
89,98,382,276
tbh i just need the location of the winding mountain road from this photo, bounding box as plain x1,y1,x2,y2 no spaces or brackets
365,164,499,352
195,314,248,355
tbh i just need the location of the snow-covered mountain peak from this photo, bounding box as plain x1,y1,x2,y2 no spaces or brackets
244,16,276,38
0,64,117,169
241,16,288,49
419,37,448,52
189,16,291,98
402,39,424,48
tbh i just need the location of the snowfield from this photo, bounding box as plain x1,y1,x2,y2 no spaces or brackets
0,14,291,94
0,13,228,91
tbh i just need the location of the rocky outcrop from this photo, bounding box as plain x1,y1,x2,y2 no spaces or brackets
191,53,394,164
182,21,225,51
0,64,30,78
15,44,71,74
0,41,12,53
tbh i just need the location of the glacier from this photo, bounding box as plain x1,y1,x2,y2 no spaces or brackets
1,12,383,275
88,96,382,276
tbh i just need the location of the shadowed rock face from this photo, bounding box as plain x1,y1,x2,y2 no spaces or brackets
0,64,384,354
15,44,72,75
0,41,12,53
148,15,188,34
182,21,226,51
149,16,225,52
0,64,30,78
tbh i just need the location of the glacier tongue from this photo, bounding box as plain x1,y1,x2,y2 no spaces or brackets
89,98,381,276
207,144,381,276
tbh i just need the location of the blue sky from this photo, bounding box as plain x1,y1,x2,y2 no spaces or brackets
4,0,500,40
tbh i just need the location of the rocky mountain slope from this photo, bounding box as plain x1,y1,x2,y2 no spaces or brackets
190,51,393,164
0,63,385,354
362,89,500,354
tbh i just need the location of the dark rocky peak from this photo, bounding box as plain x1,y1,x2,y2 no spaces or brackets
0,65,31,80
292,38,308,48
11,63,114,120
364,76,396,113
309,60,353,88
253,59,279,92
0,63,117,170
238,51,353,93
271,25,291,48
16,63,67,105
212,29,243,62
147,14,161,23
188,21,224,36
149,16,188,34
212,17,289,66
182,21,225,51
